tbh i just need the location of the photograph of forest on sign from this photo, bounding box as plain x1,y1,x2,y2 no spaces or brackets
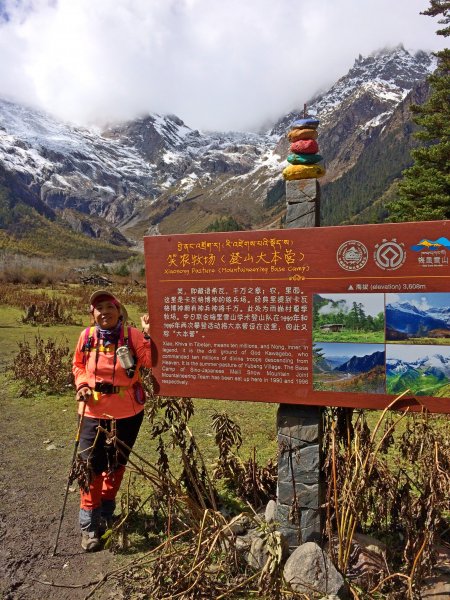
313,293,385,343
313,342,386,394
385,293,450,344
386,345,450,398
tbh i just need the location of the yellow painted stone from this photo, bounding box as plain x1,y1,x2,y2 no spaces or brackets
287,128,318,141
282,164,326,180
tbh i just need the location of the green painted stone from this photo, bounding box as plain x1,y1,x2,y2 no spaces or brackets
287,153,323,165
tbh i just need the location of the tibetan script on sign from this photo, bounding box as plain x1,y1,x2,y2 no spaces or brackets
144,221,450,413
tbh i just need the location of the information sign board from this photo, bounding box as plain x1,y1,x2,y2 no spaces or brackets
144,221,450,413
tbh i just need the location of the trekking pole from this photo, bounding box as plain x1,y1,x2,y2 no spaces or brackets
52,400,87,556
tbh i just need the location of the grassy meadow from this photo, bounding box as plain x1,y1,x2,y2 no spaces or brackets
2,280,449,598
1,283,278,470
312,329,385,343
388,336,450,345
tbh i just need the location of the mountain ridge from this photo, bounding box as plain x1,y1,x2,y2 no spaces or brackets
386,352,450,397
386,299,450,340
335,350,385,374
0,45,437,258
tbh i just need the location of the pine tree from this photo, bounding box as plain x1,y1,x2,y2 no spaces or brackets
388,1,450,221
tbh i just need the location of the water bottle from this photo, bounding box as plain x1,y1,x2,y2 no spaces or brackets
116,346,134,370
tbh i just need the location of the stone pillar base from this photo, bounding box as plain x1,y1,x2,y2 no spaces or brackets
285,179,320,228
276,404,323,548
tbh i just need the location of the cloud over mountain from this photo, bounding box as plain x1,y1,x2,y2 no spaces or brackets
0,0,443,131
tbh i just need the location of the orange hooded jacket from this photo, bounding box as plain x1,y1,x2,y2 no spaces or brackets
72,325,152,419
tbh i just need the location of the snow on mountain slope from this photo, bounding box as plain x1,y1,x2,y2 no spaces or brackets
0,97,278,229
0,98,159,222
0,45,436,242
387,300,450,329
387,353,450,379
272,45,436,186
311,47,435,122
273,46,436,134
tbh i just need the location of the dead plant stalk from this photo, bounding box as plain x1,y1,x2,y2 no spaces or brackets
335,391,411,573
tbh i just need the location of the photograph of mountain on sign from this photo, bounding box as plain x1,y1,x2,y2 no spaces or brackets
313,342,386,394
313,293,385,343
386,293,450,344
386,344,450,398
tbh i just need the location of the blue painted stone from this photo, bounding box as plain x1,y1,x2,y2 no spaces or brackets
290,118,320,129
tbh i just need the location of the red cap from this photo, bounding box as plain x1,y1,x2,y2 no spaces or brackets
89,290,128,321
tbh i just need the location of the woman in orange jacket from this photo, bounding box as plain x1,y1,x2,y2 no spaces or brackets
72,290,151,551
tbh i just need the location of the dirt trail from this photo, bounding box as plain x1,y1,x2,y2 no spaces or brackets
0,393,124,600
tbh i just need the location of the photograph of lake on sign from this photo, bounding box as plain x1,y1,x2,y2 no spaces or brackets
313,342,386,394
386,292,450,344
313,293,385,343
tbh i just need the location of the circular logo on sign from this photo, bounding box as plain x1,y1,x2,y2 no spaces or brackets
336,240,368,271
374,239,406,270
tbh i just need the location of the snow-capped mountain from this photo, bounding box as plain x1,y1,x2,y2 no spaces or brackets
386,358,409,373
274,46,435,133
386,352,450,397
386,301,450,340
389,301,450,325
0,45,437,251
273,45,436,186
0,99,158,220
387,353,450,381
0,99,277,238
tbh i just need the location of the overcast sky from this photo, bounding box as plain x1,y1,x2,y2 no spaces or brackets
0,0,445,132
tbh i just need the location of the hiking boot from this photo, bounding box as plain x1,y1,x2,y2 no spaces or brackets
81,530,100,552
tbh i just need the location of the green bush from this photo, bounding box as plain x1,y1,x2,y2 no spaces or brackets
205,216,244,232
114,263,131,277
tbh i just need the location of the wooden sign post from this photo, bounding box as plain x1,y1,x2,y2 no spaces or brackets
144,219,450,547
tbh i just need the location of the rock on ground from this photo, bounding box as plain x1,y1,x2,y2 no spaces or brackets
284,542,348,599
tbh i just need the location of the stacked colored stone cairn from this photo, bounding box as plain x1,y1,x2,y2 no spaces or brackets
282,117,325,180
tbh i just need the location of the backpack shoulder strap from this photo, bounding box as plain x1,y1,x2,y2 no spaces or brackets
123,325,135,355
81,326,95,348
81,326,96,365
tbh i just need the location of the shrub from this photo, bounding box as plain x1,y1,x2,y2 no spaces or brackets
323,406,450,596
12,334,73,395
21,298,79,326
114,263,130,277
205,216,244,232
